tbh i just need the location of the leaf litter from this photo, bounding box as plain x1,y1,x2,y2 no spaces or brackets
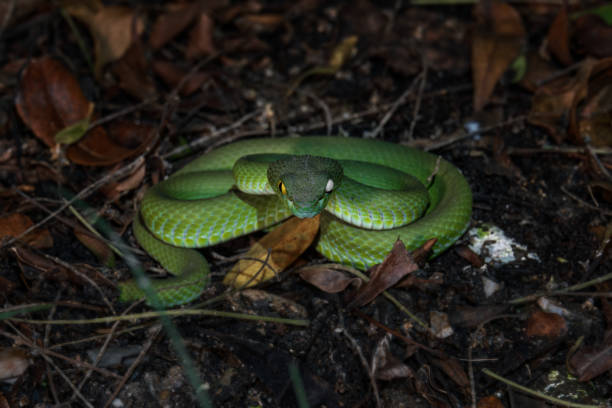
1,1,612,407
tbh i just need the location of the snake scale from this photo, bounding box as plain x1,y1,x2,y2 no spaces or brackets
119,136,472,306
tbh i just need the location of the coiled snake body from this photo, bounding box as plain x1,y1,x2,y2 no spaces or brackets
120,137,472,306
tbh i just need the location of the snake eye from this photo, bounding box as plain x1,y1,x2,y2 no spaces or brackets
278,181,287,195
325,179,334,193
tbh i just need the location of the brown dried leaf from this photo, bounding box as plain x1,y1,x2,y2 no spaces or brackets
448,304,509,328
224,215,320,288
66,4,145,76
574,14,612,59
66,122,154,166
0,348,29,381
477,396,504,408
0,213,53,249
74,227,115,267
152,60,210,96
0,275,17,298
454,245,483,267
575,59,612,147
528,59,595,144
430,311,453,339
149,2,200,49
16,56,92,148
298,265,362,293
569,329,612,382
547,6,572,65
431,357,469,391
372,335,414,381
526,309,567,338
111,43,156,100
101,159,146,200
186,13,217,59
10,246,79,285
347,239,419,309
472,1,525,111
517,51,558,92
234,14,286,33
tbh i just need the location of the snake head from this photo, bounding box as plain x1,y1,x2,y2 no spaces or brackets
267,155,343,218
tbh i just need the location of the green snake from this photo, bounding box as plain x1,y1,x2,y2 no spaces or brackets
119,137,472,306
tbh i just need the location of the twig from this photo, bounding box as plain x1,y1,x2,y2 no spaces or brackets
1,157,144,250
509,271,612,304
0,328,123,380
88,96,159,130
303,90,333,136
405,61,428,141
10,309,309,326
586,144,612,181
561,185,612,216
103,325,162,408
0,0,15,41
506,145,612,156
70,302,141,404
337,314,381,408
309,263,429,329
162,108,263,159
468,343,476,408
406,115,526,151
482,368,602,408
365,71,423,139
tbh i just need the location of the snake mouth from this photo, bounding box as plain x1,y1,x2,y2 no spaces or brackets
288,196,329,218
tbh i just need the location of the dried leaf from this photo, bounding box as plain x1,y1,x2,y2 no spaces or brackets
547,6,572,65
152,60,210,96
16,56,92,148
430,311,453,339
569,330,612,381
347,239,419,309
454,245,483,267
66,122,154,166
574,14,612,59
234,14,286,33
66,4,145,76
101,159,146,200
0,348,29,380
371,335,414,381
111,43,156,100
298,265,362,293
517,51,558,92
431,357,469,391
186,13,217,59
224,215,320,288
54,103,93,145
526,310,567,338
448,305,509,328
0,213,53,249
0,276,17,298
477,396,504,408
287,36,358,96
528,59,595,144
472,1,525,111
74,227,115,267
149,3,200,49
328,36,358,71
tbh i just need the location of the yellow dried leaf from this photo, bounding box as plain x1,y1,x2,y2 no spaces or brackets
223,215,320,288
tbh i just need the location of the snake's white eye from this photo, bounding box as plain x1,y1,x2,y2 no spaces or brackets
325,179,334,193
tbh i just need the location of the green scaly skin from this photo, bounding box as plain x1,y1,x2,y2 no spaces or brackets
119,137,472,306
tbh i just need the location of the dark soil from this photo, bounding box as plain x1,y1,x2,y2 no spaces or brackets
1,1,611,408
